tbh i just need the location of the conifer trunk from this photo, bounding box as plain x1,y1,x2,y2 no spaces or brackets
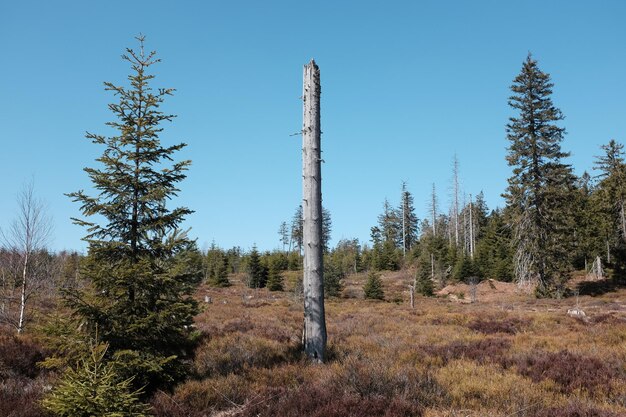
302,60,327,362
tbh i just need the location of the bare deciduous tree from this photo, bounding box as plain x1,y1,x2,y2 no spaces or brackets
0,181,53,334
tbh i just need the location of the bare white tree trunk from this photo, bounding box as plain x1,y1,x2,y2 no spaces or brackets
302,60,327,362
430,183,437,236
452,155,460,247
17,252,28,334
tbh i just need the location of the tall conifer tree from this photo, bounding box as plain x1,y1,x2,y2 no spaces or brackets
503,54,575,296
399,181,419,255
66,36,199,391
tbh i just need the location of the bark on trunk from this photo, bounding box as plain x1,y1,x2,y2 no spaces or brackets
17,252,28,334
302,60,327,362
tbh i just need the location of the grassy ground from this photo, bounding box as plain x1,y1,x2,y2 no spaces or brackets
151,272,626,417
1,271,625,416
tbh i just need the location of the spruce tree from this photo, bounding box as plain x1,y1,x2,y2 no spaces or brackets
291,204,332,254
246,245,267,288
378,199,402,247
475,210,514,281
65,36,199,391
323,255,344,297
205,243,230,287
322,206,333,253
42,343,150,417
503,54,575,296
363,271,385,300
415,252,435,296
593,140,626,276
290,205,304,255
266,256,284,291
399,182,419,255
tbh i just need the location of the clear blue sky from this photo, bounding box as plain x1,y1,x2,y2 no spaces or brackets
1,1,625,253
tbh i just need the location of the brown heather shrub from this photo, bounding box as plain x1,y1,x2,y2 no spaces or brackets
0,376,52,417
467,316,530,335
151,374,252,416
420,337,511,365
0,334,49,378
0,330,53,417
194,332,296,377
221,317,255,334
534,401,621,417
336,357,445,406
436,359,555,414
504,350,618,395
239,383,424,417
589,313,625,325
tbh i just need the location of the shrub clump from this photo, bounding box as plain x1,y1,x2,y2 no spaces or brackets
467,316,530,335
436,359,552,414
240,384,423,417
420,337,511,365
534,401,621,417
505,350,618,395
151,374,252,416
194,333,293,377
0,334,48,379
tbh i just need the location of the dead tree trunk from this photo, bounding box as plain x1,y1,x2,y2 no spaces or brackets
430,183,437,236
452,155,460,247
302,60,327,362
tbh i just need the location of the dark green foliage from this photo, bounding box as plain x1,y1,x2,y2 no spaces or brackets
415,254,434,296
290,205,332,254
363,271,384,300
329,238,362,276
473,191,489,240
503,54,575,296
378,199,402,247
475,210,513,281
290,205,304,255
453,255,478,281
225,246,243,274
416,233,449,286
371,240,401,271
42,343,149,417
592,140,626,271
322,207,333,253
65,37,199,392
287,250,302,270
399,182,419,254
278,221,290,251
323,255,344,297
205,243,230,287
246,246,267,288
266,257,284,292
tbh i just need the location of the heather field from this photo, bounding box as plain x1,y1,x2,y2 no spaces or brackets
2,272,626,417
150,272,626,417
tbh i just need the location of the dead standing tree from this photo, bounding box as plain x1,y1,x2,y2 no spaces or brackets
302,60,327,362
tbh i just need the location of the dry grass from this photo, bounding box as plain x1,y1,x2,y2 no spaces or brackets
174,274,626,416
2,272,626,416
